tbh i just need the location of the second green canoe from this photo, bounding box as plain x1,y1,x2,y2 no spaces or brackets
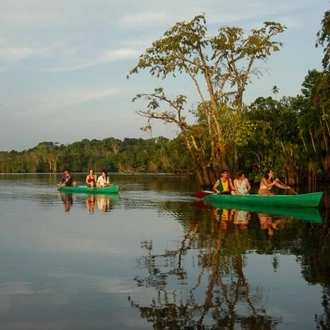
204,191,324,208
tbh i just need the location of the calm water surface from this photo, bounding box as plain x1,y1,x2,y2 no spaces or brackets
0,174,329,330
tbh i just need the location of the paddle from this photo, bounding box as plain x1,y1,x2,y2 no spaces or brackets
191,190,214,198
277,179,298,195
191,190,234,198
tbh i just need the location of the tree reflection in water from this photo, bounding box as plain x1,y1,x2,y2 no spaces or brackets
128,206,284,329
305,197,330,330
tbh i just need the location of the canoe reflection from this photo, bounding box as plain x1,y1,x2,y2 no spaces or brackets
205,200,323,224
209,200,323,235
211,207,300,236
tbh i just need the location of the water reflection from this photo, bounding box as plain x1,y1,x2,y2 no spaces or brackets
212,207,252,230
86,194,97,214
130,214,282,328
258,213,287,237
96,194,113,212
60,192,73,212
210,205,321,234
204,200,323,224
127,202,328,329
233,209,251,230
59,193,119,213
86,194,117,213
1,175,329,328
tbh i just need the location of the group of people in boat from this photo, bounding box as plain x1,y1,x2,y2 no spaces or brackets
85,168,111,188
59,167,289,195
58,168,111,188
212,169,291,196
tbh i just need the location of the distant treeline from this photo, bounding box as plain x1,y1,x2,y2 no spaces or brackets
0,136,192,175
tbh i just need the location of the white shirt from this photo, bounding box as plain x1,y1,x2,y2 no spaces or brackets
97,175,109,187
235,179,249,195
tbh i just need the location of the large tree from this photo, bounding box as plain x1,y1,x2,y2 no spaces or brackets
128,14,286,186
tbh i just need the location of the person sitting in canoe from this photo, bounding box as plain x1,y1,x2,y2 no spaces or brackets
234,170,251,195
212,169,236,195
96,170,111,187
258,169,291,195
59,169,76,187
86,168,97,188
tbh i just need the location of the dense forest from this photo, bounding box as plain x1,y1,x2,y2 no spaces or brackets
1,11,330,187
0,137,189,175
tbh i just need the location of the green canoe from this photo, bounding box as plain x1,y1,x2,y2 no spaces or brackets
58,184,120,194
203,191,324,208
203,198,323,223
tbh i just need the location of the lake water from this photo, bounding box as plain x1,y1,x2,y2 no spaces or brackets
0,173,329,330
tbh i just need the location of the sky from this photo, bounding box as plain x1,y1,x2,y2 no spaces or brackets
0,0,329,152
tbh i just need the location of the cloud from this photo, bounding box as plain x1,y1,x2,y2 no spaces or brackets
0,38,76,66
204,1,305,28
47,48,141,72
0,45,50,61
0,38,140,72
0,0,65,28
0,0,311,72
119,11,170,28
0,87,122,121
35,88,122,113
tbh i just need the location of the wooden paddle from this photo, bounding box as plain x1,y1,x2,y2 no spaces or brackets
191,190,214,198
277,179,298,195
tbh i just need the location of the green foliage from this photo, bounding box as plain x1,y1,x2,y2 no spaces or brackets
0,137,194,175
316,10,330,71
217,105,256,147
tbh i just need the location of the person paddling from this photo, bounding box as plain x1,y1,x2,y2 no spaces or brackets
59,169,76,187
258,169,290,195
